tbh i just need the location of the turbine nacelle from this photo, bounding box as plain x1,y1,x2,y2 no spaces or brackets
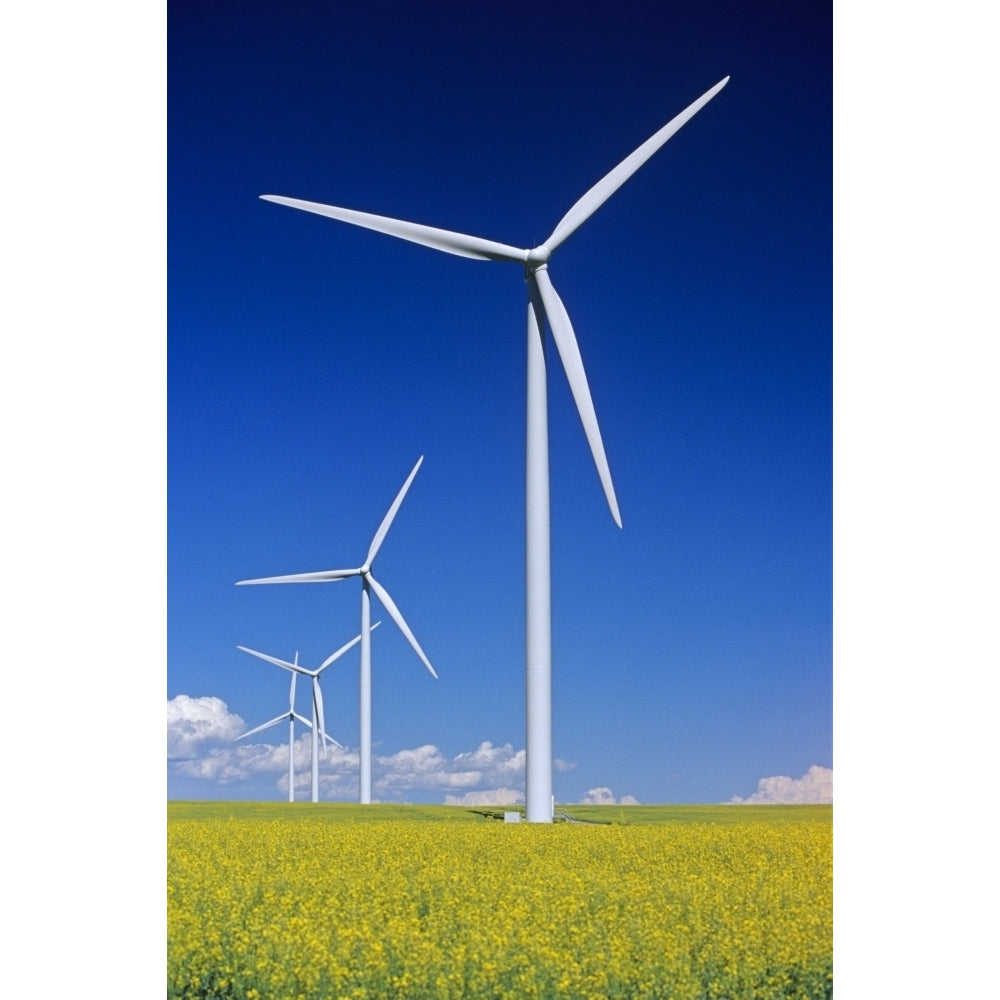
525,245,552,267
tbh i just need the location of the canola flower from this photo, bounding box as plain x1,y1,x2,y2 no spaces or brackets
168,818,831,999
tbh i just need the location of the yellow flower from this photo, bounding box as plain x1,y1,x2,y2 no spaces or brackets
168,815,831,999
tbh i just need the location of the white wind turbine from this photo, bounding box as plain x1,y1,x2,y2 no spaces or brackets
235,652,316,802
237,456,435,804
238,628,376,802
259,78,729,821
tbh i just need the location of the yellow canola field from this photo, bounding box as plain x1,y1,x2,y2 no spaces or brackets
168,819,831,999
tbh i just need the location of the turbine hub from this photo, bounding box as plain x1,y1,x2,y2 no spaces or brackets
525,245,550,266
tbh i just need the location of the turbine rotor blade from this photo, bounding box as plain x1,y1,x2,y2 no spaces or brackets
366,457,423,565
289,670,297,710
543,76,730,254
367,573,438,679
531,268,622,527
261,196,526,263
237,715,287,740
316,627,369,674
237,645,309,675
292,712,314,729
322,731,345,751
237,570,353,585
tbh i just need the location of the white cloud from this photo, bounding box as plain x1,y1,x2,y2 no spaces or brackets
374,744,479,790
451,742,525,779
729,765,833,804
579,787,639,805
173,742,284,784
444,788,524,807
167,695,245,759
167,699,544,802
374,741,526,794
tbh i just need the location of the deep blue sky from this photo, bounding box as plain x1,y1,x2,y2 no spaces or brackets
167,0,832,804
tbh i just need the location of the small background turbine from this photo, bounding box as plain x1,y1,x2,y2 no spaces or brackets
235,653,317,802
238,626,376,802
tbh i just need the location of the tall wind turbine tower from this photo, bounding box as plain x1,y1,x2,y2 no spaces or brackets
258,79,728,820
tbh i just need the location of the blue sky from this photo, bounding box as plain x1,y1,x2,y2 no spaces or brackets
167,0,832,805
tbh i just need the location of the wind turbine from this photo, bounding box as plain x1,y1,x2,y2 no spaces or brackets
235,652,316,802
259,78,729,821
237,456,435,804
238,627,376,802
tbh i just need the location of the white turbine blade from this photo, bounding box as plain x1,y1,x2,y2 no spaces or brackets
367,573,438,679
237,570,352,585
366,457,423,565
312,678,328,756
292,711,314,729
543,77,730,254
237,714,287,740
261,195,526,263
288,670,297,710
317,635,362,673
322,731,345,751
315,621,380,675
237,645,310,675
531,268,622,528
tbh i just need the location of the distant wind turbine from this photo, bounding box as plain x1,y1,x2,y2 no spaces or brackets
237,456,435,804
235,652,315,802
258,78,729,821
238,627,377,802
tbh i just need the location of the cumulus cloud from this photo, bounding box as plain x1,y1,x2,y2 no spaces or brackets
579,787,639,805
167,695,245,759
374,744,476,790
444,788,524,807
174,741,284,784
729,765,832,804
375,742,525,795
167,700,544,802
